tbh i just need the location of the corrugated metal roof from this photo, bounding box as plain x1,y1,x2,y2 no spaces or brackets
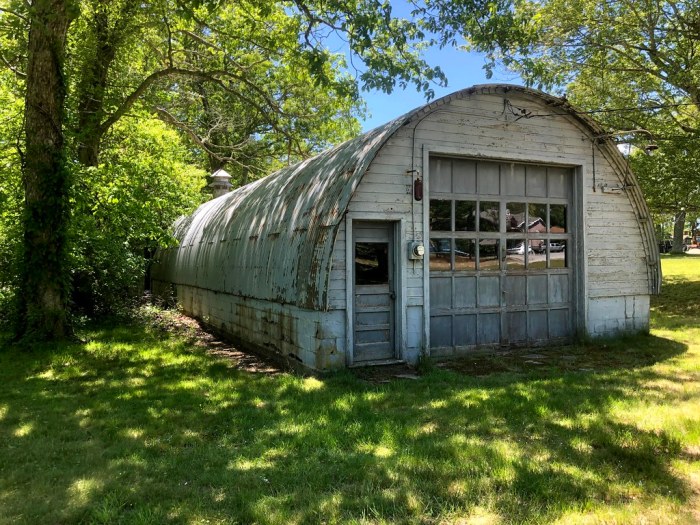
152,84,660,308
152,108,416,309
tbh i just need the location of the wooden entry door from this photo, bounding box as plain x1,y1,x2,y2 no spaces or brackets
353,221,396,363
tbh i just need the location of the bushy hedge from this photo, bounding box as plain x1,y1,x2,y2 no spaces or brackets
0,113,206,325
69,116,207,316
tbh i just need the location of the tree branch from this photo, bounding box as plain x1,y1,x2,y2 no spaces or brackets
154,106,255,169
0,52,26,78
100,65,297,138
0,6,28,23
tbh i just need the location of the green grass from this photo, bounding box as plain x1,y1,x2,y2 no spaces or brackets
1,257,699,524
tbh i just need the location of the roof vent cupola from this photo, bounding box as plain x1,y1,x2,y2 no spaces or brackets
208,169,233,198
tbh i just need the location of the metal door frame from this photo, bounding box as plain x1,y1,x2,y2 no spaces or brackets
345,217,404,366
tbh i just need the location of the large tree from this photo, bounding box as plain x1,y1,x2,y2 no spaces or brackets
17,0,75,340
420,0,700,251
66,0,369,171
2,0,459,340
632,132,700,251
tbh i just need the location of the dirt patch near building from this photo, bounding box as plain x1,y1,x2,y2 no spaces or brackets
141,306,285,375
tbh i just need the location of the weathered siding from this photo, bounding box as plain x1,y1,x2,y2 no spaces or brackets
330,89,655,357
151,280,345,370
410,92,652,339
588,295,650,336
327,223,347,311
151,122,406,313
155,84,659,370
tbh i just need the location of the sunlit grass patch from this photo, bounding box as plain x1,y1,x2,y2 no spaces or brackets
0,258,699,523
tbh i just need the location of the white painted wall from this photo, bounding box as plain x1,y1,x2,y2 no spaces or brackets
329,89,652,363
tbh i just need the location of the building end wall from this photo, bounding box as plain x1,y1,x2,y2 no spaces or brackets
587,295,650,337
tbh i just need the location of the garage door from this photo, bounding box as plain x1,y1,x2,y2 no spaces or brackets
428,156,574,354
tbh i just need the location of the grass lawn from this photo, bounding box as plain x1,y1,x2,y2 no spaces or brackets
1,257,699,524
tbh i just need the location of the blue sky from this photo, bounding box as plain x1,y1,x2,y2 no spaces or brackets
355,24,521,131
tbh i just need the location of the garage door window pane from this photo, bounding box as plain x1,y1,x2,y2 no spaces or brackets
455,201,477,231
455,239,476,270
505,239,527,269
531,239,546,269
430,200,452,231
479,201,499,232
550,204,567,233
528,203,547,233
479,239,500,270
549,241,568,268
506,202,526,232
430,238,452,271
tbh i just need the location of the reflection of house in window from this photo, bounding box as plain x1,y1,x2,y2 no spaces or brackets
506,212,546,233
479,204,499,232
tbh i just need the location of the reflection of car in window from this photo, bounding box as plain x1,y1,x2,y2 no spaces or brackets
478,239,498,258
549,242,565,252
430,240,472,258
431,239,450,254
506,243,533,255
533,242,566,253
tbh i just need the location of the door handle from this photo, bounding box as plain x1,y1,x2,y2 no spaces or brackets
390,291,396,300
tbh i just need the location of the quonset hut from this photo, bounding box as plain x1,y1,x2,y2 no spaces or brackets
152,85,660,371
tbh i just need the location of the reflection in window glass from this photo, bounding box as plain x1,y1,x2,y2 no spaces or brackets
479,201,499,232
455,201,477,231
429,238,452,271
527,203,547,233
505,239,527,269
355,242,389,285
506,202,526,232
479,239,500,270
454,239,476,270
531,239,547,269
550,204,567,233
430,200,451,231
549,240,568,268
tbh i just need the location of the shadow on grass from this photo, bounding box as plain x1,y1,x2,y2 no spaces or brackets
652,278,700,329
0,322,695,524
436,333,687,379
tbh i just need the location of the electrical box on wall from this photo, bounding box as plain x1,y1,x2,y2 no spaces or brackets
408,241,425,260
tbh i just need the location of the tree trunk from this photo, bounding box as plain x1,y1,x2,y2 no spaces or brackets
75,6,119,167
17,0,73,340
671,209,686,254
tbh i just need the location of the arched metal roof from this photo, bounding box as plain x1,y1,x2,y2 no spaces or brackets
152,85,660,309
